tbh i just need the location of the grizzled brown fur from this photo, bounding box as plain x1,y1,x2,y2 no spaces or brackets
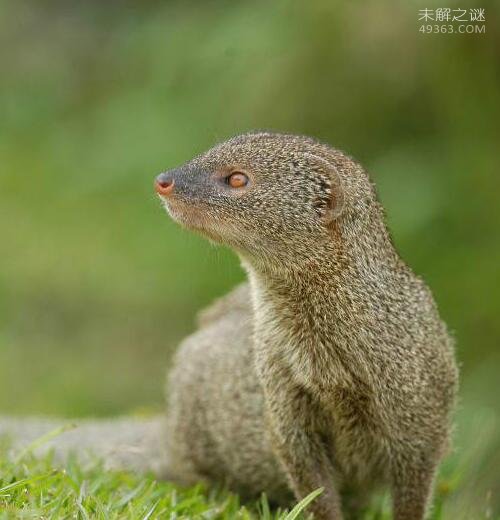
159,132,458,520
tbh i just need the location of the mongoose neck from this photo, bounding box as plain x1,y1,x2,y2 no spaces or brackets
241,240,410,356
240,230,402,298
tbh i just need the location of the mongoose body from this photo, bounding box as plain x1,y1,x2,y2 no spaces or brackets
157,132,458,520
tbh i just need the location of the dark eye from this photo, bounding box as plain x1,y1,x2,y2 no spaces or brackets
226,172,249,188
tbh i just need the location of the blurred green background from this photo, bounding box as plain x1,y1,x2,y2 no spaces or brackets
0,0,499,515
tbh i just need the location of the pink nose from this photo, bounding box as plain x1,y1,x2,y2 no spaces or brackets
155,174,174,196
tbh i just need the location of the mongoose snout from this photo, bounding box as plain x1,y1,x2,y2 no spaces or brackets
155,172,175,197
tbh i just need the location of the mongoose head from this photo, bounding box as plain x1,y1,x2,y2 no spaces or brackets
156,132,381,269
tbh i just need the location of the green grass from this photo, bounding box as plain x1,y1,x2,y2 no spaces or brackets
1,398,498,520
0,451,479,520
0,448,320,520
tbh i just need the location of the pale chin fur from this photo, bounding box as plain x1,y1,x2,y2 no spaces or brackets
164,205,194,234
159,196,223,245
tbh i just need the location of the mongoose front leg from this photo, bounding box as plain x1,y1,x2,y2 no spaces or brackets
391,456,437,520
262,366,343,520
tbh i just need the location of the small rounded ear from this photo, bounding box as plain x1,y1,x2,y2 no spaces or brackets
303,153,345,222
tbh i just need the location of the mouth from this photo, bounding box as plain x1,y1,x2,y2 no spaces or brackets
159,196,228,245
158,195,186,224
160,196,207,230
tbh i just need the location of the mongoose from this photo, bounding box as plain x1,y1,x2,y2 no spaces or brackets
156,132,458,520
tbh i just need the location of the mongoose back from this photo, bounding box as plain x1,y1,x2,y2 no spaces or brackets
156,132,458,520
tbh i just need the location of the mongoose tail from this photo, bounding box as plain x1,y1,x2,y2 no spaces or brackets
0,415,167,475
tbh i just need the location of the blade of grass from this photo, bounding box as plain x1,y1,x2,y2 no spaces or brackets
142,498,160,520
283,488,323,520
0,471,57,494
